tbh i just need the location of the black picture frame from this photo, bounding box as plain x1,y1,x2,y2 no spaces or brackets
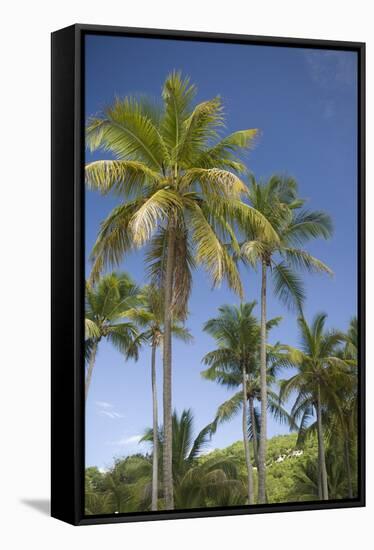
51,23,366,526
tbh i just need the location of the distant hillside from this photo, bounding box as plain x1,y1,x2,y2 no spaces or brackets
200,433,319,504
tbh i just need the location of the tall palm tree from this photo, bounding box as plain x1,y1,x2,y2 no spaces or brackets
141,409,243,509
84,272,140,401
85,72,277,508
127,285,192,511
201,302,295,503
235,175,333,503
326,317,358,498
279,313,348,500
341,317,358,498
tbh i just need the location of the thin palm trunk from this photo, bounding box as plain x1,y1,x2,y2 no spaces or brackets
162,226,176,510
242,365,254,504
151,341,158,510
317,469,323,500
344,436,353,498
258,260,267,503
249,396,259,468
85,340,98,402
316,386,329,500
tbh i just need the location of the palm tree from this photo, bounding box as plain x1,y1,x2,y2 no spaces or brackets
86,455,153,514
235,175,333,503
141,409,243,509
326,317,358,498
341,317,358,498
201,302,295,503
279,313,348,500
290,448,348,502
85,72,277,508
84,272,140,401
126,285,192,511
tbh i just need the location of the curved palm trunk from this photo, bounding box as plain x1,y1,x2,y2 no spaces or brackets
163,227,176,510
85,340,98,402
316,386,329,500
258,260,268,503
242,366,254,504
151,342,158,510
249,396,259,469
344,436,353,499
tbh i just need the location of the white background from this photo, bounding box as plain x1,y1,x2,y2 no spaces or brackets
0,0,371,548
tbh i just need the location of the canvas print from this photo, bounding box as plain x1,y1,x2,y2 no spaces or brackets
84,34,359,516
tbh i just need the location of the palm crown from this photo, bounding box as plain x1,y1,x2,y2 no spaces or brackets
126,284,193,351
141,409,242,509
84,272,140,399
239,175,333,310
202,303,296,459
85,71,278,308
279,313,350,499
85,272,140,353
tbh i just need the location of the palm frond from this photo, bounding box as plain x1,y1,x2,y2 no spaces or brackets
85,318,100,340
89,200,142,282
281,248,333,276
86,97,166,170
130,189,183,246
161,71,196,156
177,97,223,163
187,200,243,296
85,160,160,198
284,210,333,245
181,168,247,199
271,261,305,312
196,129,259,172
188,421,217,461
214,392,243,424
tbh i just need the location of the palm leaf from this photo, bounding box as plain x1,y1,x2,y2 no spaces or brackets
271,261,305,312
86,97,166,170
85,160,160,197
89,200,142,282
130,189,183,246
85,318,100,340
284,210,333,245
281,248,333,276
161,71,196,157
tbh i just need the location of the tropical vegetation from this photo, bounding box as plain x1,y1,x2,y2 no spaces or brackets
84,71,359,513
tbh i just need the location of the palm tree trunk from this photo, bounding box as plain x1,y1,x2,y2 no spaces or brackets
151,342,158,511
249,396,259,469
258,260,268,504
317,469,323,500
344,436,353,498
316,387,329,500
242,365,254,504
85,340,98,402
162,226,176,510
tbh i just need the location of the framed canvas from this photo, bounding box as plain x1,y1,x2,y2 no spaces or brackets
51,24,365,525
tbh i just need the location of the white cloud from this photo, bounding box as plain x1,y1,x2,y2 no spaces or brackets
109,434,143,447
95,401,112,409
100,410,124,419
95,401,124,419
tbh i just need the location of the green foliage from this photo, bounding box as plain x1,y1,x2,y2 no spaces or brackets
83,72,357,513
237,175,333,312
85,71,278,309
85,427,358,514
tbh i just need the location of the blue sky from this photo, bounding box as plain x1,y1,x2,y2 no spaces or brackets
84,34,357,470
